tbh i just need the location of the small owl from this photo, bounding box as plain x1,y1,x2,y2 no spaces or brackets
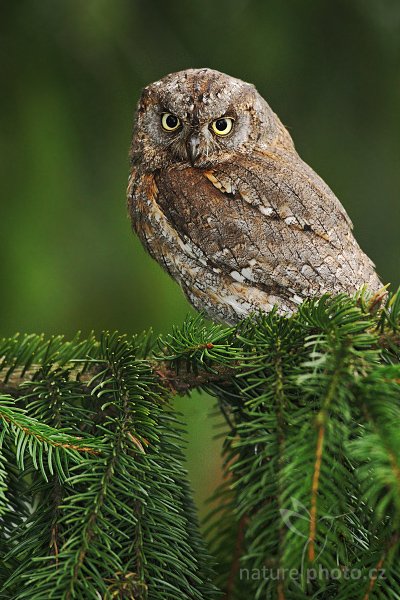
127,68,382,325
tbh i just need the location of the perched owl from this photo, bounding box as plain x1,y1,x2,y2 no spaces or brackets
127,68,381,325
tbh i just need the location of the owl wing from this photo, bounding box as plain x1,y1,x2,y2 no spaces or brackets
152,151,379,306
207,149,354,244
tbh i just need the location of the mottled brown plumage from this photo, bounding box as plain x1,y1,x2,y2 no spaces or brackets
127,68,381,324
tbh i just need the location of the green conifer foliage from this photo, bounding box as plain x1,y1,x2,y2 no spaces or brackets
0,290,399,599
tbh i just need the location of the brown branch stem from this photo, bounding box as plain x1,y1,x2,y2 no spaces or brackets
0,328,398,399
0,360,237,398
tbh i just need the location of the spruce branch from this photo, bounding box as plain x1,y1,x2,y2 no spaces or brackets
0,289,399,599
0,300,398,400
0,357,237,398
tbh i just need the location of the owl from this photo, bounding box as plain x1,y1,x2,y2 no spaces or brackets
127,68,382,325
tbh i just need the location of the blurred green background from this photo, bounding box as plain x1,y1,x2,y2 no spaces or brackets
2,0,399,511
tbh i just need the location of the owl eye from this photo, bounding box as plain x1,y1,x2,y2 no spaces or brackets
161,113,181,131
211,117,234,136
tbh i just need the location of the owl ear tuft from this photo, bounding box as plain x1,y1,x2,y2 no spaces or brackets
138,87,154,113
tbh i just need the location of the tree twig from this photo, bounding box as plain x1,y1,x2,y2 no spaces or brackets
0,328,398,398
0,360,237,398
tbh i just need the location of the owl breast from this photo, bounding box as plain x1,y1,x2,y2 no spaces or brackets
127,148,381,324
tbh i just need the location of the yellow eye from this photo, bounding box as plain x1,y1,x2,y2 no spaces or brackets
211,117,234,136
161,113,181,131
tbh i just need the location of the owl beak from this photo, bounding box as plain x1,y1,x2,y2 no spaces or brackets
186,134,201,166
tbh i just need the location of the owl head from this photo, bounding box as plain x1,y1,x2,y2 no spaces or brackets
130,68,292,170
